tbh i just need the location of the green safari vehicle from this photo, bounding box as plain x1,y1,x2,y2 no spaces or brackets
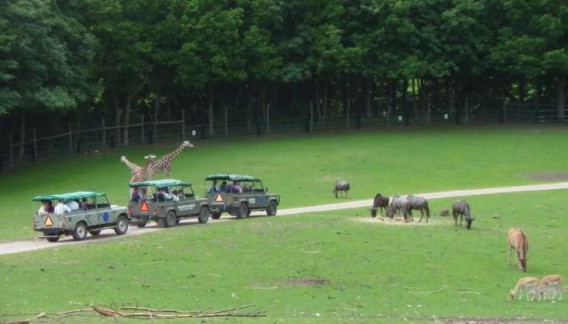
32,191,129,242
205,174,280,219
128,179,211,228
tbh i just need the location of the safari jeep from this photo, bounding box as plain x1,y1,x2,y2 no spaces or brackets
32,192,129,242
204,174,280,219
128,179,210,228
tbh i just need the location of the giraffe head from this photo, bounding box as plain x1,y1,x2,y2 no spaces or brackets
144,154,156,166
182,140,194,149
120,155,127,163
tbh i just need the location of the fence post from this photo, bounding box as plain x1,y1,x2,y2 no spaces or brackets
182,110,186,139
9,133,13,167
68,122,73,153
33,129,37,163
102,119,106,148
141,115,145,144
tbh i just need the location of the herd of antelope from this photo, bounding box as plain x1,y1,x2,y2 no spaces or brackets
507,227,564,301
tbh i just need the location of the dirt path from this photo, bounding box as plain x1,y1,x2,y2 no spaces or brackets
2,181,568,256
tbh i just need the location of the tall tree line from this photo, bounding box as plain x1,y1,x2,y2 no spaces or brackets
1,0,568,150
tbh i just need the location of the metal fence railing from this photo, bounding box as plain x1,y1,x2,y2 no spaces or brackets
1,103,566,171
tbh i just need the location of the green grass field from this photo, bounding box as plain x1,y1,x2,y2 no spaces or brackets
1,125,568,240
1,190,567,322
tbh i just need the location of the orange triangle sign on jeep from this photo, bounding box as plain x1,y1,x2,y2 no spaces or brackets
215,194,223,202
140,201,149,212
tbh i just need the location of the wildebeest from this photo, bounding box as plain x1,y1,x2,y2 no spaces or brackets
452,200,473,229
333,180,350,198
406,195,430,223
371,193,389,218
508,228,529,272
387,195,410,221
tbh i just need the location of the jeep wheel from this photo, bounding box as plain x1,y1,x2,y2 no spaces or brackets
198,207,210,224
237,203,249,219
165,211,177,228
211,212,221,220
89,230,101,236
136,222,147,228
114,216,129,235
72,222,88,241
46,236,60,242
266,200,278,216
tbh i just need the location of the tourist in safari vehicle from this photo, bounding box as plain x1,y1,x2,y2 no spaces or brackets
32,191,129,242
204,174,280,219
128,179,211,228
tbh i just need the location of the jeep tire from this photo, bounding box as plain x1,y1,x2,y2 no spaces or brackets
47,236,60,242
237,203,249,219
89,230,101,236
266,200,278,216
114,215,129,235
72,222,88,241
165,211,177,228
211,212,221,220
136,222,147,228
198,207,210,224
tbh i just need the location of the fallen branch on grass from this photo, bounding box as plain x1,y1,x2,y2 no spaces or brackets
408,285,448,294
90,304,265,319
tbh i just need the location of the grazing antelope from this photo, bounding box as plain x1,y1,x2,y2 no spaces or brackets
510,277,540,301
508,228,529,272
539,274,564,301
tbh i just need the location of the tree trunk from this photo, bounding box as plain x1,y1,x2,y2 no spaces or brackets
464,92,469,124
365,77,373,119
314,77,321,119
114,95,122,146
18,114,26,160
448,79,455,121
322,80,328,126
402,78,409,126
123,95,131,146
346,85,351,129
518,78,525,103
558,75,566,120
208,86,215,136
266,103,271,134
224,103,229,137
412,78,418,118
309,100,314,132
153,97,160,143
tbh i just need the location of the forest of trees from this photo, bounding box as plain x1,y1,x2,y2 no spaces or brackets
1,0,567,150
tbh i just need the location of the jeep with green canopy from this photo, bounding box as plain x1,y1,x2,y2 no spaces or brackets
204,174,280,219
128,179,210,228
32,191,129,242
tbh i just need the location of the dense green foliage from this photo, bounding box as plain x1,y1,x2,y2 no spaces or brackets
1,0,568,146
1,125,567,240
2,190,568,322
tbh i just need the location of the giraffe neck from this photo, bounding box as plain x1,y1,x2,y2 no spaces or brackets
122,157,141,171
157,145,185,166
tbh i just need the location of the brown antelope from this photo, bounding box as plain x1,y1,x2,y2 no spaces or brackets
510,277,540,301
539,274,564,301
508,228,529,272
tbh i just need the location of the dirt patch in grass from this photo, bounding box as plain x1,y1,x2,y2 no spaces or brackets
249,278,329,290
528,172,568,181
353,216,445,226
284,278,329,286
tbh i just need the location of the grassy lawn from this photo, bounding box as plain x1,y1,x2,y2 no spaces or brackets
1,190,567,322
1,125,568,240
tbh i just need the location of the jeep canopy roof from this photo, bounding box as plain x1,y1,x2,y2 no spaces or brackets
32,191,106,202
205,174,260,182
129,179,192,188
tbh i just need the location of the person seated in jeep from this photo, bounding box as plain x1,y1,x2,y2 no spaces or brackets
225,181,243,193
208,180,220,193
131,187,142,202
38,200,54,215
163,188,173,200
172,190,180,202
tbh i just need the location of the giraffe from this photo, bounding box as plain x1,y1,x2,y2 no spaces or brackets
121,154,156,182
147,140,193,179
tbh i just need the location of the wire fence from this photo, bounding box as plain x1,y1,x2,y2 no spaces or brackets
0,103,565,171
